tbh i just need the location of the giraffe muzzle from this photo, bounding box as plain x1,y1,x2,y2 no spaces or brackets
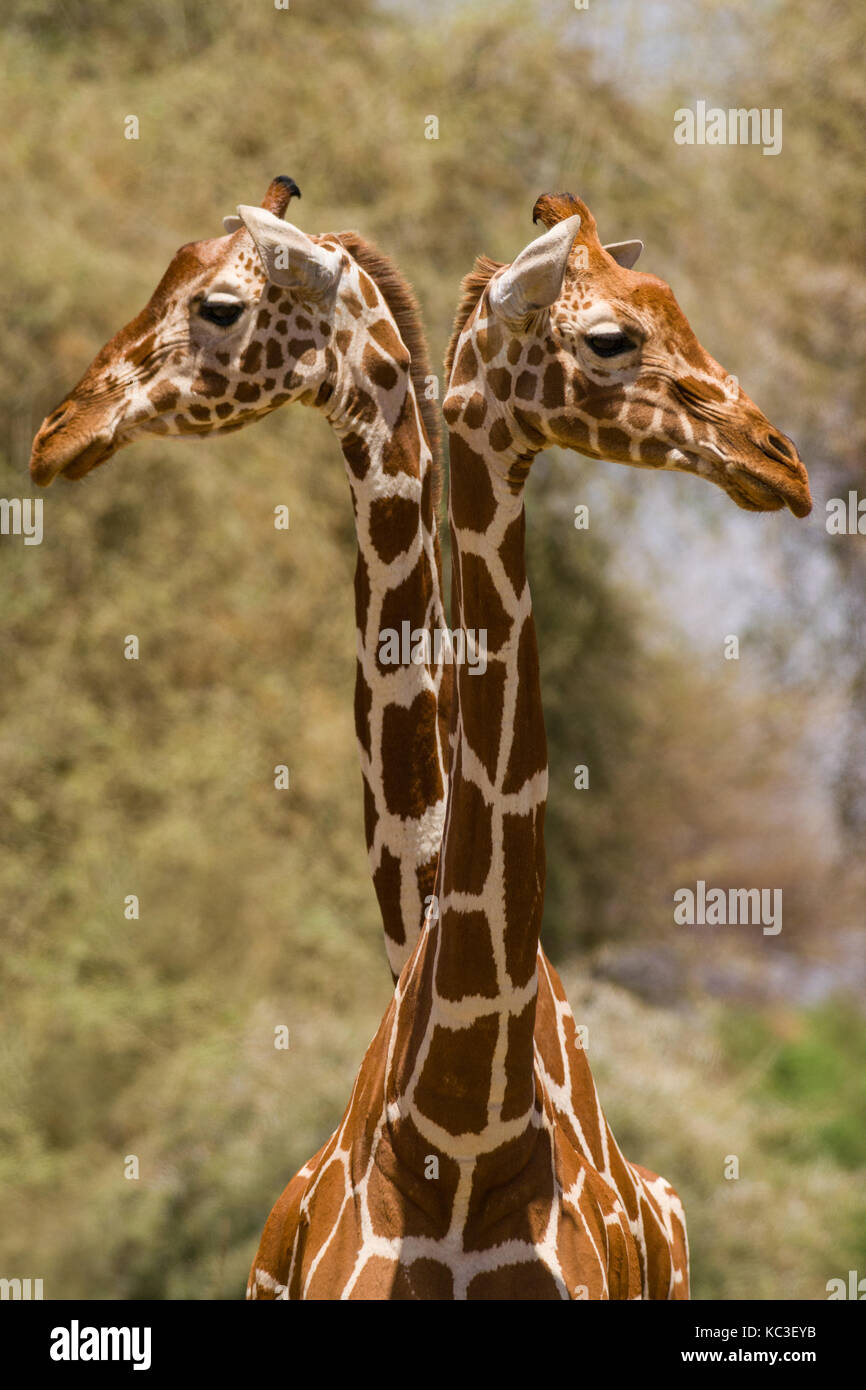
698,416,811,518
29,410,119,487
724,456,812,518
742,429,811,517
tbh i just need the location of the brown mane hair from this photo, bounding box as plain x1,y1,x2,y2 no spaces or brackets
443,255,504,385
334,230,443,510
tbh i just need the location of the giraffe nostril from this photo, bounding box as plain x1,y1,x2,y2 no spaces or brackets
39,404,73,442
759,430,803,473
766,432,798,461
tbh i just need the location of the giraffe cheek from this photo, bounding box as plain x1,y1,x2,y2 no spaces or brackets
148,384,180,413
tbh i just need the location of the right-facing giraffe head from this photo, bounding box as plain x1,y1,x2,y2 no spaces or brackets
443,192,811,517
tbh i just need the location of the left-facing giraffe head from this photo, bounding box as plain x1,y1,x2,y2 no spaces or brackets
30,176,416,485
443,192,812,517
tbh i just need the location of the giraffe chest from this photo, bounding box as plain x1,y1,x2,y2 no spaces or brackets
286,1101,639,1299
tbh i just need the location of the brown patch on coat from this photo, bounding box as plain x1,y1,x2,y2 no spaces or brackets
488,366,512,401
288,338,316,363
362,771,378,847
149,383,179,411
240,341,262,374
459,551,511,653
381,690,443,819
502,807,545,988
415,1013,500,1136
501,997,537,1121
368,493,419,562
542,359,566,409
458,655,505,784
354,668,372,758
451,340,478,388
376,1112,461,1238
488,419,512,453
381,392,421,479
435,910,498,1001
265,339,283,370
448,433,497,534
597,424,632,459
498,512,526,597
476,321,504,363
463,392,487,429
193,369,228,397
372,845,404,947
357,270,379,308
341,431,370,479
442,765,492,896
363,343,399,392
368,318,409,369
235,381,261,403
466,1261,563,1299
502,619,547,793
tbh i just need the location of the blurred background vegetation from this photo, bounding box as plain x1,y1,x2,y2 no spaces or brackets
1,0,863,1299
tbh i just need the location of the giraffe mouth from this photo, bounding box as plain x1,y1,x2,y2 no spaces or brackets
57,438,120,481
675,444,811,518
30,434,119,487
723,464,812,518
724,469,787,513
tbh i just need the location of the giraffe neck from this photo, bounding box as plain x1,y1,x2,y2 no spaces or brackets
389,424,546,1152
320,298,449,979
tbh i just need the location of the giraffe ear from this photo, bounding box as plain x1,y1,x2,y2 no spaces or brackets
488,214,582,323
603,240,643,269
233,205,342,299
223,215,243,233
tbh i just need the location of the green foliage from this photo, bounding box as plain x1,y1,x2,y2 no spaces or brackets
722,1005,866,1172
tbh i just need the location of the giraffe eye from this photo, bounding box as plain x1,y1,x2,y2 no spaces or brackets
199,300,244,327
585,332,637,359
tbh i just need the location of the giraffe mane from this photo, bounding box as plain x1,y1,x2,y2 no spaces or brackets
443,255,504,385
333,230,443,512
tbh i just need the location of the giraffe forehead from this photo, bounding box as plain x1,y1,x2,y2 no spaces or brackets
622,277,705,344
559,296,633,332
154,234,265,309
561,270,686,332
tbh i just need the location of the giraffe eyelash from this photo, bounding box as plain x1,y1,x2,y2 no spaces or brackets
585,331,638,359
199,300,245,327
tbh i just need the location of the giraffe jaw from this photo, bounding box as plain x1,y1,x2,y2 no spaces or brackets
670,445,812,518
61,438,122,482
724,468,790,514
30,435,120,486
722,461,812,518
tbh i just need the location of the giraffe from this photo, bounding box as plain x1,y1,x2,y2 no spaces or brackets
244,194,810,1301
29,176,451,981
28,184,699,1297
28,185,812,1299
